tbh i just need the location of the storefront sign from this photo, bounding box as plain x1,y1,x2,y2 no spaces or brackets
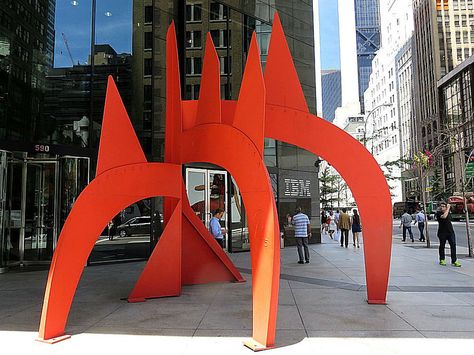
284,178,311,197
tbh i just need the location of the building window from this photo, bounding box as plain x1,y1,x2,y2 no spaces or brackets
185,84,200,100
210,29,230,48
144,32,152,50
219,56,231,74
144,6,153,23
144,85,152,110
221,83,231,99
186,30,202,48
186,57,202,75
143,111,152,130
186,4,202,22
144,58,152,76
210,2,228,21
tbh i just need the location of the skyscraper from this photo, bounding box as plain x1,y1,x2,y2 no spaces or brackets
413,0,474,197
363,0,413,203
336,0,380,123
0,0,55,141
321,70,341,122
354,0,381,113
414,0,474,151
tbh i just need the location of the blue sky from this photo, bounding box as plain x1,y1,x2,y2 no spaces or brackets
54,0,132,67
319,0,340,70
54,0,340,70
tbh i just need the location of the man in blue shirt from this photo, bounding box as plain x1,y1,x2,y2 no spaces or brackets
292,207,311,264
209,208,227,248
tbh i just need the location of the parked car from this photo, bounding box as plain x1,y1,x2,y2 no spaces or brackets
116,216,151,238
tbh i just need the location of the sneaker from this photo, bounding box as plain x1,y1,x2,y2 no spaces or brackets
298,261,304,264
305,260,310,264
452,261,462,267
439,259,447,266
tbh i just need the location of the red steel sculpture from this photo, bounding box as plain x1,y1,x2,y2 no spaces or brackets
37,13,392,350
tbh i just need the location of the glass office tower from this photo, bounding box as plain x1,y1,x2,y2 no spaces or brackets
0,0,321,271
354,0,380,113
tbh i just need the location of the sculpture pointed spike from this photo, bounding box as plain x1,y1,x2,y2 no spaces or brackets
196,33,221,125
264,12,309,113
165,22,183,164
96,76,146,176
233,32,265,155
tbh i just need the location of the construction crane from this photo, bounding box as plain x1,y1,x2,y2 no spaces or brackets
61,32,75,66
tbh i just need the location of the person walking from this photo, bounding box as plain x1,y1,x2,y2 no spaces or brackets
334,209,341,242
351,209,362,248
338,208,351,248
321,209,327,235
209,208,227,248
436,202,461,267
328,211,336,239
292,207,311,264
414,210,426,242
399,210,414,242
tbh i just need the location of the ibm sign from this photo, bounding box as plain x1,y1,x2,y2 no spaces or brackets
284,179,311,197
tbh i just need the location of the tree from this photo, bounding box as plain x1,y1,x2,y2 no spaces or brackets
319,167,338,209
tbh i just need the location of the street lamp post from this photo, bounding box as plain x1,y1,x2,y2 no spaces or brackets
362,103,393,151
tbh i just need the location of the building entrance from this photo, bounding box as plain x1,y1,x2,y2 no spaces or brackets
185,168,228,249
0,151,89,269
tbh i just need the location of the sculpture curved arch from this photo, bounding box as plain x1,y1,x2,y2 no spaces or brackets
38,163,183,341
265,105,392,303
180,124,280,346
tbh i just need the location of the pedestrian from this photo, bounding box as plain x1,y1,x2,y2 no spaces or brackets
292,207,311,264
399,210,414,242
334,209,341,241
321,209,327,235
328,211,336,239
209,208,227,248
414,209,426,242
107,220,114,241
436,202,461,267
351,209,362,248
338,208,351,248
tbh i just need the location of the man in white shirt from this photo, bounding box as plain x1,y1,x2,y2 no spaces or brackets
414,210,426,242
399,210,414,242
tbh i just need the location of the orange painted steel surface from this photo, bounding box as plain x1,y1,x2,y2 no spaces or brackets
38,13,392,350
263,14,392,304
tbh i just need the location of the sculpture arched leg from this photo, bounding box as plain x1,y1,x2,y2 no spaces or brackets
181,125,280,349
265,106,392,304
128,200,183,302
38,163,182,342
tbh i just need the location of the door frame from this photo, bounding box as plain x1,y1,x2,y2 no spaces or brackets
185,167,229,250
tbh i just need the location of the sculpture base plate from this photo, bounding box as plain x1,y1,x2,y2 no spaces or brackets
367,299,387,305
36,334,71,344
243,339,273,352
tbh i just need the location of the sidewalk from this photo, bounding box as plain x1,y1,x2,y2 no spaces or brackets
2,232,474,354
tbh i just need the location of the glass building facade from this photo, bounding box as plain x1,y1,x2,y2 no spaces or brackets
0,1,320,270
438,55,474,195
321,69,341,122
354,0,380,113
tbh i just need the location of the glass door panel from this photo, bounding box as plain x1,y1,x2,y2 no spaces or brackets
23,162,57,262
0,152,8,268
230,177,250,252
59,157,90,229
208,170,228,248
186,169,207,225
4,160,23,265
